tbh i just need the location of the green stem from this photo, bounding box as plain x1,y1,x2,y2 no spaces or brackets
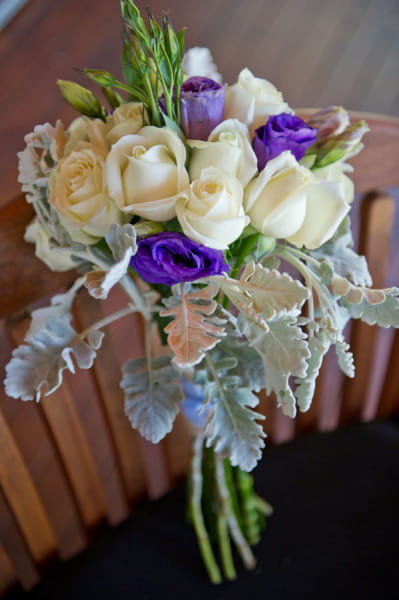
190,435,222,584
215,455,256,570
230,233,260,280
216,512,236,580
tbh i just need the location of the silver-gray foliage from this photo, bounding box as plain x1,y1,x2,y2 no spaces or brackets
341,288,399,327
5,315,104,402
121,355,183,443
196,352,266,472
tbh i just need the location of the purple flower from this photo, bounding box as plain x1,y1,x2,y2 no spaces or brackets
130,232,229,286
253,113,317,171
179,76,226,140
180,378,209,428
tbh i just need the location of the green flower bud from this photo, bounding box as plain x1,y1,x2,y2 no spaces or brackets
82,69,116,87
314,120,369,168
57,80,103,118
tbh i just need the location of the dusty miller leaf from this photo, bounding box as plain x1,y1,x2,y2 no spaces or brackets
238,313,310,418
335,337,355,378
160,284,225,368
85,224,137,300
28,277,85,335
295,332,331,412
214,261,309,323
196,355,265,472
121,355,183,443
215,335,265,393
341,288,399,327
311,217,372,287
5,315,104,402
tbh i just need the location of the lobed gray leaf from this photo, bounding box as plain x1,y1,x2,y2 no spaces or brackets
5,315,104,402
341,288,399,327
85,224,137,300
238,313,310,418
311,217,372,287
121,355,183,443
295,332,331,412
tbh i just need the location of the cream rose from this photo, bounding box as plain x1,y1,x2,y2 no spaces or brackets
24,219,76,272
188,119,257,188
245,152,312,239
49,143,124,244
244,151,351,249
224,68,292,133
105,126,189,221
175,167,248,249
106,102,145,144
287,162,353,249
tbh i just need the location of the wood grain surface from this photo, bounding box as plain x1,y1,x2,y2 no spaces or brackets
0,0,398,205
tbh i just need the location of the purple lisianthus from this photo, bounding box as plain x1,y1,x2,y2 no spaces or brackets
253,113,318,171
130,231,229,286
179,76,226,140
180,378,209,428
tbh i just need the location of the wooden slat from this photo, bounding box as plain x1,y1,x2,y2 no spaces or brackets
6,316,111,528
0,491,39,591
0,544,17,596
163,413,193,483
75,288,147,506
0,411,56,563
340,192,395,425
0,195,76,319
1,322,87,561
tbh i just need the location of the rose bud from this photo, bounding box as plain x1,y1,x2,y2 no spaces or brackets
306,106,350,143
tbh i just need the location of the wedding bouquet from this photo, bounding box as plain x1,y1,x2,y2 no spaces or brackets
5,0,399,583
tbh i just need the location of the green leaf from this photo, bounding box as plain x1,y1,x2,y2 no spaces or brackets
161,112,185,139
121,355,183,443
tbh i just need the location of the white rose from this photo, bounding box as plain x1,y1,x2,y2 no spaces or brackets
64,117,109,157
175,167,248,249
105,126,189,221
188,119,257,188
24,219,76,272
106,102,145,144
245,152,312,239
287,162,353,249
224,68,292,133
49,143,124,244
244,151,351,249
183,47,223,83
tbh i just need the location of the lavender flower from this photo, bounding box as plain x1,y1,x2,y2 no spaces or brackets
180,378,209,428
179,76,226,140
130,231,229,286
253,113,317,171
